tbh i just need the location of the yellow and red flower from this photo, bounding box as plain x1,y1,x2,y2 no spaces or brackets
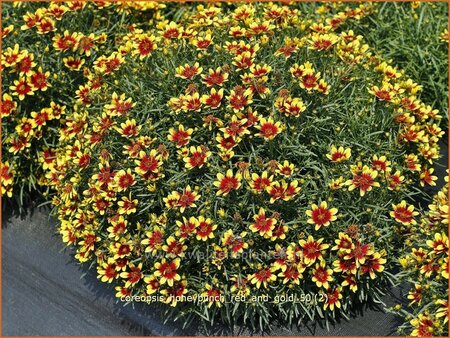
133,34,158,59
77,33,97,56
142,226,164,255
106,216,128,240
360,252,386,279
184,146,211,170
309,33,339,51
371,155,391,172
175,62,203,80
420,167,438,187
323,287,343,310
300,72,320,91
332,233,353,253
164,185,200,213
201,67,229,87
214,169,242,196
344,242,373,267
312,261,333,289
116,119,141,138
201,88,224,109
183,92,202,112
306,201,338,230
97,259,119,283
63,56,85,71
405,153,423,173
220,115,250,138
53,30,78,51
162,236,188,258
278,264,302,285
249,208,277,238
299,235,329,265
135,150,162,178
120,263,143,288
227,87,253,112
342,275,358,292
346,165,379,196
276,161,295,177
329,176,345,190
114,169,136,192
410,313,437,337
15,117,37,138
10,77,35,100
144,275,160,295
390,200,419,225
202,284,224,308
222,229,248,255
326,145,351,162
266,180,300,203
117,195,138,215
387,170,405,191
426,232,448,255
249,171,273,193
159,20,183,39
192,34,213,50
255,116,283,141
195,216,217,241
407,284,423,306
249,266,277,289
175,216,198,238
368,83,401,102
0,161,14,198
160,280,188,307
2,44,22,67
1,93,17,117
29,67,50,91
154,258,181,286
168,124,193,148
333,256,357,275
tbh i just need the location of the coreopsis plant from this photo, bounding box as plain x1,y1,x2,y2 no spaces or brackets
391,176,449,337
10,0,447,332
44,1,447,330
1,1,165,208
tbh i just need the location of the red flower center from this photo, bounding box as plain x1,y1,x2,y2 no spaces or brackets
394,207,413,223
260,123,278,138
352,173,373,191
220,176,239,193
312,208,331,225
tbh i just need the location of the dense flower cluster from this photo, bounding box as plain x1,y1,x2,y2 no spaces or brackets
393,176,448,337
1,1,447,333
1,1,165,206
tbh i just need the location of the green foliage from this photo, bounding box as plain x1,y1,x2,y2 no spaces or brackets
355,2,448,117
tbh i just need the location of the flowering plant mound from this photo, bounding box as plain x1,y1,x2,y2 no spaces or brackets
391,176,448,337
6,1,446,332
